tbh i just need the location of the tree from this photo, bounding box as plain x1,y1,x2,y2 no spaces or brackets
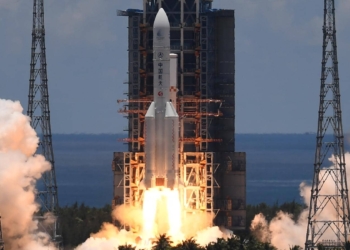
289,246,302,250
244,237,276,250
316,243,325,250
118,244,136,250
226,236,243,250
210,238,230,250
175,237,204,250
205,242,216,250
345,241,350,250
152,234,173,250
59,203,112,248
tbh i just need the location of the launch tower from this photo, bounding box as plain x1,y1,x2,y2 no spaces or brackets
305,1,350,249
113,0,246,231
27,0,61,246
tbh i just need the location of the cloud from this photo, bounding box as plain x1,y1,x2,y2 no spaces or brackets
0,0,123,49
0,0,20,11
218,0,324,45
0,1,31,54
46,0,117,45
338,0,350,31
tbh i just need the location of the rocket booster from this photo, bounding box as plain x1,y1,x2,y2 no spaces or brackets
144,8,179,189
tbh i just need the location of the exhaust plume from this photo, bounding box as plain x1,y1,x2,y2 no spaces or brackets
251,153,350,249
0,99,57,250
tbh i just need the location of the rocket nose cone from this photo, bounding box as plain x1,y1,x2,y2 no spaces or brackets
154,8,170,28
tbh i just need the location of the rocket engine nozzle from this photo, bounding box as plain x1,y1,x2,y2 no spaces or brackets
155,178,165,187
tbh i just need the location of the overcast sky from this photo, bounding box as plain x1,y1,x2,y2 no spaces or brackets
1,0,350,134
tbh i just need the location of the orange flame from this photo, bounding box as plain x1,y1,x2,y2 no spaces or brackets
141,188,183,243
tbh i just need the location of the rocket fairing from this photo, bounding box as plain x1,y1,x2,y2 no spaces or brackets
144,8,179,190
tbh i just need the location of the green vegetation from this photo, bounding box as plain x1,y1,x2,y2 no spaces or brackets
59,202,112,249
149,234,277,250
246,200,306,229
237,200,306,242
58,201,306,249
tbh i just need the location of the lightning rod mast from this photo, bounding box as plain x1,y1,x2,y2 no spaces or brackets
305,1,350,249
27,0,62,247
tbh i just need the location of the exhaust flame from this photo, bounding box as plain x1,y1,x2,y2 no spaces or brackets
142,188,182,242
77,185,228,249
142,188,159,237
165,189,182,238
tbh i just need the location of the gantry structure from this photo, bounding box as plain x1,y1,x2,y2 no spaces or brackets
113,0,246,231
27,0,61,246
305,1,350,249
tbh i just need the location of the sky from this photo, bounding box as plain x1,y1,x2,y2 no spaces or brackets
1,0,350,134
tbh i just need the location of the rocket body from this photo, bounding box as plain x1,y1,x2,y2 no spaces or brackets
144,8,179,190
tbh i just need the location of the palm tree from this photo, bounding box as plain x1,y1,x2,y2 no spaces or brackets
345,241,350,250
210,238,229,250
260,242,277,250
118,243,136,250
205,242,216,250
244,237,276,250
226,236,243,250
289,246,302,250
175,237,204,250
316,243,325,250
152,234,173,250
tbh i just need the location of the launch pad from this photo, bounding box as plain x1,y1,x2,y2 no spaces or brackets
113,151,218,213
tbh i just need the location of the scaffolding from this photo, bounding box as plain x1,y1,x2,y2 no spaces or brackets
113,0,246,231
112,151,219,229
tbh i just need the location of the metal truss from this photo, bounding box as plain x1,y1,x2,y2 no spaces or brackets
305,1,350,249
115,0,244,232
114,151,218,229
27,0,61,247
181,152,219,216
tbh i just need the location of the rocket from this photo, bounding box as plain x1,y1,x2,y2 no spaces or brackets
144,8,179,190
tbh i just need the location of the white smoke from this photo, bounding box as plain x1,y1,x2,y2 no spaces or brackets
75,223,140,250
76,199,229,249
0,100,230,250
75,221,228,250
251,152,350,249
0,99,57,250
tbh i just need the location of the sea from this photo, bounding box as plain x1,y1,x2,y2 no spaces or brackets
52,133,349,208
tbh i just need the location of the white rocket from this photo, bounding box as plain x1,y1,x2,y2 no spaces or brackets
144,8,179,190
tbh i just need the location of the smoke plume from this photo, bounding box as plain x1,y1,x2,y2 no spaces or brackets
0,99,57,250
76,198,228,249
250,153,350,249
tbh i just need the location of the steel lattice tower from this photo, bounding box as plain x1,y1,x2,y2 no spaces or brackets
305,1,350,249
27,0,61,246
